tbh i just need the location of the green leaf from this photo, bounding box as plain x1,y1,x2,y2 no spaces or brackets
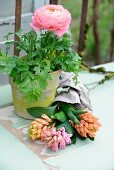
15,70,50,103
0,54,16,74
72,109,87,116
27,105,57,118
34,66,40,74
19,77,30,88
25,92,38,103
56,119,75,134
61,103,80,124
15,58,29,72
76,133,86,140
71,134,77,144
51,111,67,122
0,49,3,56
87,135,94,141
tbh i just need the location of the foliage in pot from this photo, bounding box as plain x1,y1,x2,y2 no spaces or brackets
0,5,81,118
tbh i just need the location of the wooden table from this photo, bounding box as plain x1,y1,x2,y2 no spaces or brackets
0,62,114,170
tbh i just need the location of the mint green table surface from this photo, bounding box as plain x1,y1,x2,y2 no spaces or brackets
45,79,114,170
0,62,114,170
0,85,12,107
0,124,46,170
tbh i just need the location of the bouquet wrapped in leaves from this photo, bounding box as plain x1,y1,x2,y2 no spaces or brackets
28,72,101,152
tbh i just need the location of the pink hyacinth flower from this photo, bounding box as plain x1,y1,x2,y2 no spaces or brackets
44,127,72,151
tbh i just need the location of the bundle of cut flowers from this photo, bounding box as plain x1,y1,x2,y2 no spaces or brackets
28,102,101,151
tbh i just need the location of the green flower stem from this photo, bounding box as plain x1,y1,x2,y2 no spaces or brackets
61,103,80,124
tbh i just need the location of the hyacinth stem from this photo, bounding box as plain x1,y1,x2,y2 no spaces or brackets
61,103,81,124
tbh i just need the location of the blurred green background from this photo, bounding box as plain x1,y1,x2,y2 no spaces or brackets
61,0,114,66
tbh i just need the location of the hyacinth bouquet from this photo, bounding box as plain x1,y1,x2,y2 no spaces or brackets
28,103,101,151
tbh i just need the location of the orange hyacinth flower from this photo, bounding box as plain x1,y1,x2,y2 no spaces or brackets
28,114,54,141
71,111,101,138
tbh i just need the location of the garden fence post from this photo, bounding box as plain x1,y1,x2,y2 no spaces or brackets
14,0,22,56
50,0,58,5
77,0,88,55
110,30,114,61
93,0,100,65
109,0,114,62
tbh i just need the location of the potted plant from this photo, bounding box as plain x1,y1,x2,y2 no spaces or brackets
0,5,81,119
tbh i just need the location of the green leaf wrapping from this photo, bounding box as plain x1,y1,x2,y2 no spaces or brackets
56,119,75,135
61,103,80,124
71,134,77,144
51,111,67,122
72,109,87,116
27,105,57,118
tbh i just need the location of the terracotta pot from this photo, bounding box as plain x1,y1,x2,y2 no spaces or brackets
9,70,61,119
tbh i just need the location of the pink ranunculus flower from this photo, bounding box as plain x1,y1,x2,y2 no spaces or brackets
30,5,71,37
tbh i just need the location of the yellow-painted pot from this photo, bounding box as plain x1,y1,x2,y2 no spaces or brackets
9,70,61,119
